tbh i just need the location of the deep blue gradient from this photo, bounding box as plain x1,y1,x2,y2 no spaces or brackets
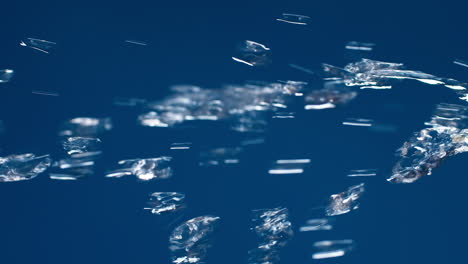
0,1,467,264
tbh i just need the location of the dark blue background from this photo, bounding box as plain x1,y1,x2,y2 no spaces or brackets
0,1,467,263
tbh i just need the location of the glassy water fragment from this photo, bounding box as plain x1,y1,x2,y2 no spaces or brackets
169,215,220,264
138,81,303,132
324,59,468,101
62,137,101,155
342,118,373,127
0,154,51,182
232,40,271,67
106,157,173,181
388,103,468,183
20,38,56,54
299,218,333,232
199,147,242,166
347,169,377,177
276,13,310,25
326,183,365,216
249,207,293,264
59,117,112,137
124,40,148,46
50,152,99,180
304,87,357,110
345,41,375,51
144,192,185,215
0,69,14,83
312,239,354,259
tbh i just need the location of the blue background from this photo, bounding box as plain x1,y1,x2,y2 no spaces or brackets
0,1,467,263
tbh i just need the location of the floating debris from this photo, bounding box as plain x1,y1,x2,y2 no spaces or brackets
0,69,14,83
232,40,271,67
169,215,220,264
144,192,185,215
106,156,173,181
59,117,112,137
0,154,51,182
342,118,373,127
347,169,377,177
299,218,333,232
345,41,375,51
20,38,56,54
388,103,468,183
312,239,354,259
249,207,293,264
124,40,148,46
276,13,310,25
326,183,365,216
